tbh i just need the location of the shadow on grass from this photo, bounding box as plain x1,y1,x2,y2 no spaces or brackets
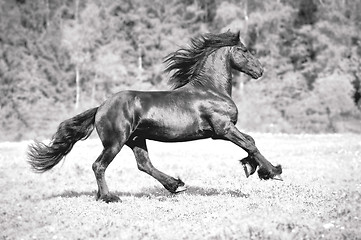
183,186,250,198
46,186,249,200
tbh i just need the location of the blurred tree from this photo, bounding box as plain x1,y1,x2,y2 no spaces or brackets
1,0,361,140
294,0,318,27
61,1,102,109
303,71,359,132
0,0,73,140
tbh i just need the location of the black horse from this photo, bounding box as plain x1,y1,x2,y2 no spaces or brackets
28,31,282,203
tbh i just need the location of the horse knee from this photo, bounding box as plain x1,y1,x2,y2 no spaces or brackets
92,162,97,172
136,159,154,174
245,144,258,155
137,162,148,173
93,145,122,172
92,162,104,176
92,161,99,171
244,134,255,145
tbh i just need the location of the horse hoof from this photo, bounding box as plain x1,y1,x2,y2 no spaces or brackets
257,167,271,180
272,174,283,181
98,194,122,203
175,185,187,193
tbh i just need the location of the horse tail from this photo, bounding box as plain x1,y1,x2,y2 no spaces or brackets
27,107,98,172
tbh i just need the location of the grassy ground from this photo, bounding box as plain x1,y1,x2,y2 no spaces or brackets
1,133,360,240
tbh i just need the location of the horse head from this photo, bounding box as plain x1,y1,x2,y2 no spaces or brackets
229,40,263,79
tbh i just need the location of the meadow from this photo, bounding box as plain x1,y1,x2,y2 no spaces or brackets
1,133,360,239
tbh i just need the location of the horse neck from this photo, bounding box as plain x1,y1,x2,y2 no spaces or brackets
201,47,233,96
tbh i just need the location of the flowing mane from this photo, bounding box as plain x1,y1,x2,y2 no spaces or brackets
164,31,240,89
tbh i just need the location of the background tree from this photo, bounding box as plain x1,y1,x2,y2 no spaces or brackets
1,0,360,141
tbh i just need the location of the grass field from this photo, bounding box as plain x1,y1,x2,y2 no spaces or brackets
1,133,360,239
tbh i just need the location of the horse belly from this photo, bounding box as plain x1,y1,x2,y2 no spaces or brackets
136,112,211,142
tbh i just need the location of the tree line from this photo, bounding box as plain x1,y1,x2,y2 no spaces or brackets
1,0,360,141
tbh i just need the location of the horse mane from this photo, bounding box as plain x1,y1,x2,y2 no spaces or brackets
164,31,240,89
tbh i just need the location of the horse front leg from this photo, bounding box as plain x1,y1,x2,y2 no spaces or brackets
127,138,187,193
238,133,259,177
220,123,282,180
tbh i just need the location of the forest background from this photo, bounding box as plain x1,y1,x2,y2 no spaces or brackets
0,0,360,141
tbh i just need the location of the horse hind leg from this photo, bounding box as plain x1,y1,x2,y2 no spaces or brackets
127,138,186,193
92,143,122,203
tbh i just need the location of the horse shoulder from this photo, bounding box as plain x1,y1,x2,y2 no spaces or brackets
198,94,238,136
